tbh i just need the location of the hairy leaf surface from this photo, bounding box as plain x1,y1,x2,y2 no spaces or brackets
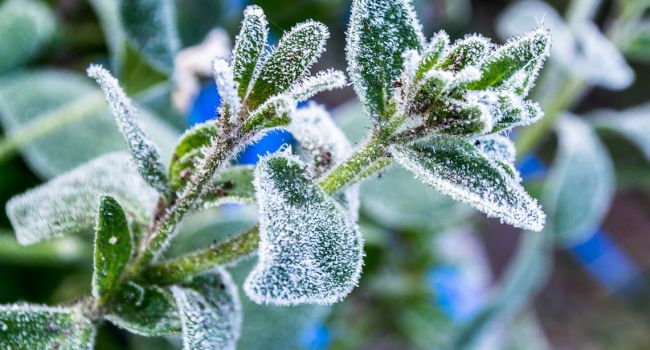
232,5,268,97
347,0,423,121
391,139,545,231
7,152,158,245
247,21,329,108
0,304,95,350
244,155,363,305
106,281,181,336
171,269,241,350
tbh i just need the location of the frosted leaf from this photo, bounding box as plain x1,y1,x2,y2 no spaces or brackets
92,196,133,303
390,139,545,231
105,281,181,336
467,27,550,95
543,115,614,246
571,22,634,90
6,152,159,245
232,5,268,98
200,166,256,208
87,65,171,197
244,155,363,305
592,103,650,161
247,21,329,109
438,34,492,72
289,103,352,175
119,0,180,74
0,70,179,179
242,95,295,133
497,0,634,90
347,0,424,121
0,0,56,74
171,268,241,350
0,303,95,349
288,104,360,219
415,31,450,79
475,135,516,164
490,91,544,132
169,121,219,191
288,69,347,103
212,58,241,122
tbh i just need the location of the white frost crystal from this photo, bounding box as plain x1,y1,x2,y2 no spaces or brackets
244,155,363,305
232,5,268,97
391,139,545,231
6,152,159,245
212,58,241,122
288,69,347,103
87,64,170,196
171,268,241,350
0,303,95,349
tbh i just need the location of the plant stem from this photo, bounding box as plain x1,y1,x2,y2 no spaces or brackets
130,119,238,274
145,227,260,284
144,132,395,283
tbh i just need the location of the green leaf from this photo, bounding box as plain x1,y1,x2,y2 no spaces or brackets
437,35,491,72
6,152,159,245
88,65,171,197
466,27,550,94
244,155,363,305
0,303,96,349
490,91,544,133
119,0,180,74
92,196,133,304
390,138,545,231
0,70,178,178
415,31,449,80
475,134,516,164
171,269,241,350
543,115,614,246
592,103,650,162
232,5,268,98
200,166,256,208
347,0,423,121
361,165,472,231
247,21,329,109
242,95,295,133
0,0,56,74
89,0,126,74
169,121,218,190
106,281,181,336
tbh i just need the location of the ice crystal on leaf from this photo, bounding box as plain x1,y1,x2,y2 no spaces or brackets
232,5,268,98
288,69,348,103
390,139,545,231
0,304,96,350
87,65,171,197
6,152,158,245
212,58,241,122
171,268,241,350
244,155,363,305
242,95,295,133
247,20,329,109
347,0,424,121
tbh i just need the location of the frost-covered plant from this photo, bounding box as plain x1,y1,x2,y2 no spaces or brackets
0,0,550,348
